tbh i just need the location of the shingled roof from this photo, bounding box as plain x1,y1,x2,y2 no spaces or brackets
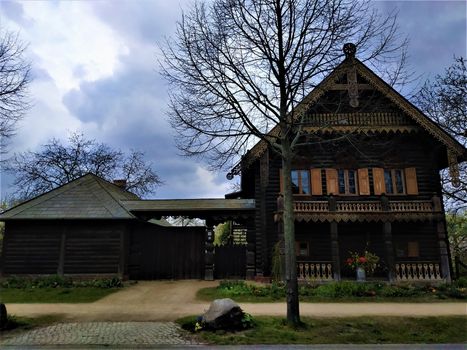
0,173,139,220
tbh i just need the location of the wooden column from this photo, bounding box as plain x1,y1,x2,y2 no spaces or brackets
246,218,256,279
383,221,396,283
204,223,215,281
436,220,452,283
330,221,341,281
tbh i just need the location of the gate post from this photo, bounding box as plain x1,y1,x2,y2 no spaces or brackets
204,224,215,281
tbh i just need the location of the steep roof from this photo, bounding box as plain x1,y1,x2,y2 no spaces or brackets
0,173,139,220
240,56,466,169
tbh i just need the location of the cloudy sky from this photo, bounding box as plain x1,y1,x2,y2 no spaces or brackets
0,0,465,200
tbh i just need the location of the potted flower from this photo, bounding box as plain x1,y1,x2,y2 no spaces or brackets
346,250,380,282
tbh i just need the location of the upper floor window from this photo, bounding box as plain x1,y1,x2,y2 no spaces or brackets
291,170,310,195
373,167,418,195
337,169,358,195
384,169,405,194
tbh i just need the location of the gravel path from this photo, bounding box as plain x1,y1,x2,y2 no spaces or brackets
4,280,467,321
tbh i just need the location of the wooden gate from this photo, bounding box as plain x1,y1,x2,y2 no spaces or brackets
129,223,205,280
214,245,246,279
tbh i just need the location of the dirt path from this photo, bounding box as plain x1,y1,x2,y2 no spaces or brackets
5,281,467,321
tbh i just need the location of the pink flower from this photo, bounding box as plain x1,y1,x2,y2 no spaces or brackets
358,257,367,264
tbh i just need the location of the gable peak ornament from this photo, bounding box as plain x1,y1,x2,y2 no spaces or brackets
343,43,356,59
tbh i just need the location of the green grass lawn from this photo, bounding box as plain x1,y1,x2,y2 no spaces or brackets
196,286,462,302
177,316,467,345
0,287,120,303
197,279,467,303
1,314,64,333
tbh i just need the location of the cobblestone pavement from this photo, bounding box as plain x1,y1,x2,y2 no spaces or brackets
0,322,197,346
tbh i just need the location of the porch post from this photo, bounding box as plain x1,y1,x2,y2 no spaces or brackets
383,221,396,283
330,221,341,281
436,220,452,283
204,223,215,281
246,219,256,279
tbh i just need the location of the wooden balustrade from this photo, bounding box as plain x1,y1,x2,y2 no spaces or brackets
294,201,328,212
293,200,436,213
336,201,382,212
389,201,433,212
297,261,333,281
395,262,442,281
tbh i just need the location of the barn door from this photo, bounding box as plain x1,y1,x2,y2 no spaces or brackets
129,224,205,280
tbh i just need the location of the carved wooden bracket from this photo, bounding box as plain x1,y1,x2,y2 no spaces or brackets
448,149,461,187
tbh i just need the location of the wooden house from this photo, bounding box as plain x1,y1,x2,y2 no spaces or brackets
226,44,466,283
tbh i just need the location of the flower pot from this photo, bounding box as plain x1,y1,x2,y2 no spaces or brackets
356,267,366,282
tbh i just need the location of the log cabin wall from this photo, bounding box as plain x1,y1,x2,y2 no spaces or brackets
242,130,446,277
1,220,128,277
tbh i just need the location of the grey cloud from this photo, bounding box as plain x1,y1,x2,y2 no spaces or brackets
89,0,189,45
0,0,33,27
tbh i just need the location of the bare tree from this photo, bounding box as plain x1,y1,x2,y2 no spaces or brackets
6,132,162,199
413,57,466,212
0,30,31,152
162,0,408,325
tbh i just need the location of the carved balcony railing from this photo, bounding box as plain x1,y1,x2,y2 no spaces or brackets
297,261,333,281
389,201,434,212
395,262,443,281
294,201,329,212
280,197,444,223
293,200,435,213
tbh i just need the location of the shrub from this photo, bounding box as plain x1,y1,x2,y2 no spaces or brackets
0,276,123,289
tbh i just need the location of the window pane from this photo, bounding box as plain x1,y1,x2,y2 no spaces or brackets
338,169,345,194
291,170,299,194
301,171,310,194
299,242,308,256
348,170,356,194
395,170,404,193
384,170,393,194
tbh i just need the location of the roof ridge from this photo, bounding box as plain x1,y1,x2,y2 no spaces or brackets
93,176,137,218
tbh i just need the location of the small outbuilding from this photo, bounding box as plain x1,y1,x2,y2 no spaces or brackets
0,173,255,280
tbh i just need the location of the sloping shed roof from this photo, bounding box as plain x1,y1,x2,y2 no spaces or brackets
0,173,139,220
121,198,256,220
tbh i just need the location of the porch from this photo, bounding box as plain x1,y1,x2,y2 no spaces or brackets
295,221,448,283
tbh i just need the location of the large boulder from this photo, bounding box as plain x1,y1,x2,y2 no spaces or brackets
202,298,244,330
0,303,7,330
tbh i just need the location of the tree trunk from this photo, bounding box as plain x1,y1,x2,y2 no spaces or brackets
281,138,300,325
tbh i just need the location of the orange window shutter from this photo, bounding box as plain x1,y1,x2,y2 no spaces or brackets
373,168,386,195
311,169,323,195
405,167,419,195
358,168,370,195
325,169,338,195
